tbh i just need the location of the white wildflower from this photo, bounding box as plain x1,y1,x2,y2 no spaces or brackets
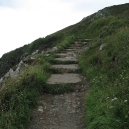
111,97,117,101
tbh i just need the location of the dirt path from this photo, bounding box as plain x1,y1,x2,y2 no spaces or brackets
28,81,88,129
28,39,90,129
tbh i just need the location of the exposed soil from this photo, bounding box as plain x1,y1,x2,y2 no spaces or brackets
28,76,89,129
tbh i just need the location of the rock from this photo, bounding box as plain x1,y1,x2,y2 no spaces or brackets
42,51,44,54
32,50,39,55
9,68,18,79
4,72,9,78
15,61,24,75
18,60,24,67
23,57,35,65
31,57,35,60
38,106,43,112
99,43,106,51
84,47,89,50
51,47,58,52
45,54,50,57
0,78,3,84
69,110,76,114
9,60,24,79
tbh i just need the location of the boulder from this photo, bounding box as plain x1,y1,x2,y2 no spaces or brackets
32,50,39,55
9,60,24,79
31,57,35,60
0,78,3,84
52,47,58,52
18,60,24,67
99,43,106,51
9,68,17,79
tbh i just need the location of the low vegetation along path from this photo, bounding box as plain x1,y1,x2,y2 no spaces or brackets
28,39,90,129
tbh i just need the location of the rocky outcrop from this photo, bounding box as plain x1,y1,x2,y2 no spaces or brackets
99,43,106,51
32,50,39,55
0,60,25,85
81,8,109,22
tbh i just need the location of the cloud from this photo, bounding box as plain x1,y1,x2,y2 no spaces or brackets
0,0,22,8
0,0,129,57
0,0,88,57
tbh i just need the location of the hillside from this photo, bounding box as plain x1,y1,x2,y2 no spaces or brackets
0,3,129,129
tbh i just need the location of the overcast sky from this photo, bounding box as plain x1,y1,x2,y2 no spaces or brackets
0,0,128,57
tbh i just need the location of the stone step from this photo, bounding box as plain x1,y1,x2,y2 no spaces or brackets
47,73,81,85
61,49,77,53
68,47,81,49
51,64,79,73
55,53,68,58
54,57,78,64
64,49,78,51
56,52,77,58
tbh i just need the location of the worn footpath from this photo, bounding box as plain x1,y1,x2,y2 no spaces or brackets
28,39,91,129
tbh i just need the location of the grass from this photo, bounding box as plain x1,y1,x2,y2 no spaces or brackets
45,84,74,94
0,55,51,129
0,3,129,129
0,53,57,129
0,33,76,129
79,25,129,128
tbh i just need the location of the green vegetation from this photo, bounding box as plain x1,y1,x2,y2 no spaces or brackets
79,4,129,129
45,84,74,94
0,35,75,129
0,54,51,129
0,3,129,129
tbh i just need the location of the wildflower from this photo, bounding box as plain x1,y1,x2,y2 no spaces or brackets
111,97,117,101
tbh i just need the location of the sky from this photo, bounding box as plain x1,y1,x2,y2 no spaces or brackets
0,0,129,57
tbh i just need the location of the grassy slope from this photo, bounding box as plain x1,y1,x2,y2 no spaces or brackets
78,3,129,129
0,3,129,129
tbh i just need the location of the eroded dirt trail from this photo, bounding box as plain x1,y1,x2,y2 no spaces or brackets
29,83,88,129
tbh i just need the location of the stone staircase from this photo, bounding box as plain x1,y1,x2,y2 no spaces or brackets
47,39,91,88
28,39,91,129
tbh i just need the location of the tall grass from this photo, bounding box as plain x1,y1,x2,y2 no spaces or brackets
0,55,51,129
0,42,75,128
79,26,129,128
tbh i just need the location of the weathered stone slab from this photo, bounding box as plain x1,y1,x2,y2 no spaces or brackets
54,57,78,63
51,64,79,73
68,47,80,49
64,49,77,51
56,53,68,58
47,74,81,85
